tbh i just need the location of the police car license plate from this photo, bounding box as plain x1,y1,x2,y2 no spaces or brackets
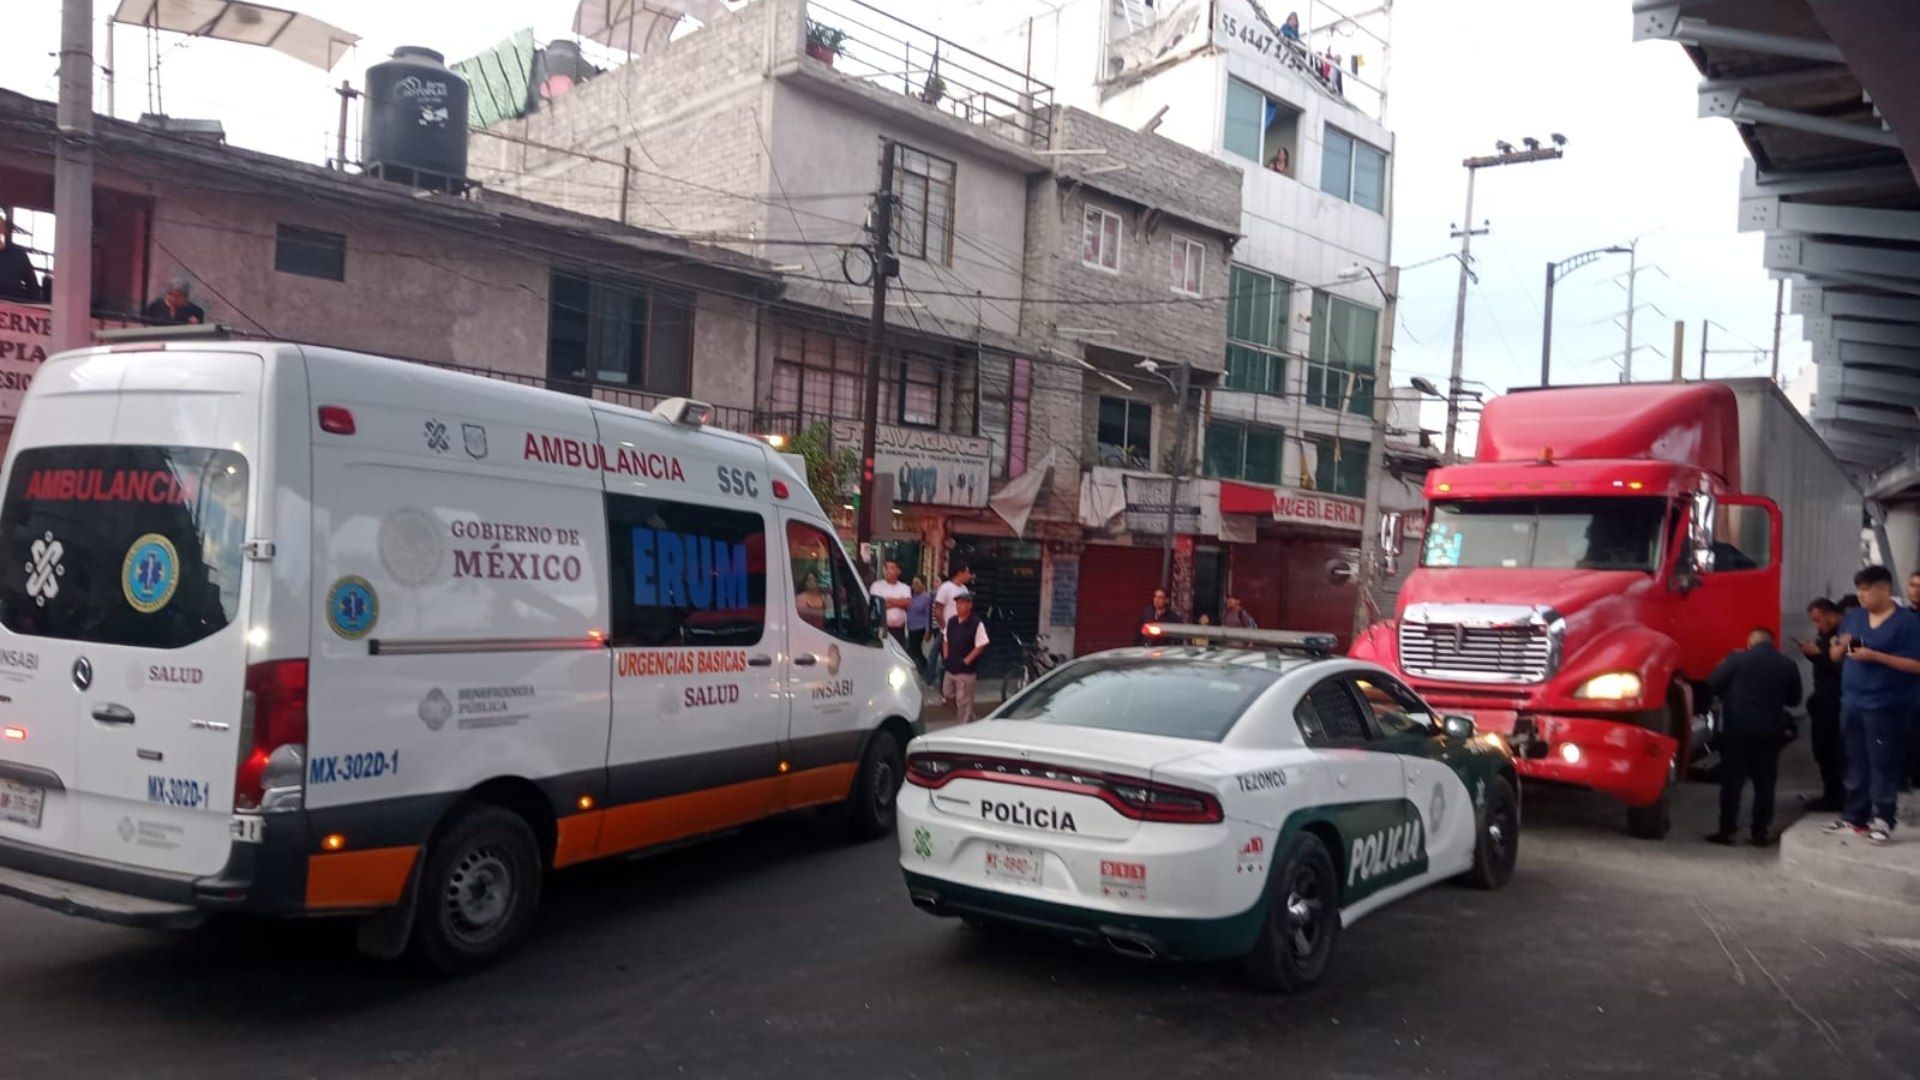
0,779,44,828
982,842,1042,886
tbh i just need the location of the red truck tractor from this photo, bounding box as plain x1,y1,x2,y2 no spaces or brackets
1352,380,1862,837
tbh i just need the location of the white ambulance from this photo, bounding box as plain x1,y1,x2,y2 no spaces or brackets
0,337,921,971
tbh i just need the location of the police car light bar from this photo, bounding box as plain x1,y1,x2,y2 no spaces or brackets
1141,623,1339,656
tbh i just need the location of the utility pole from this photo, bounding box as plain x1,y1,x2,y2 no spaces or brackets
1539,244,1629,386
1699,319,1709,380
855,138,898,552
1670,320,1684,382
52,0,95,353
1353,265,1399,641
1769,278,1784,382
1158,359,1191,591
1446,138,1563,456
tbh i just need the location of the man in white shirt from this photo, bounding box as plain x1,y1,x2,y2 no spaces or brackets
871,559,913,649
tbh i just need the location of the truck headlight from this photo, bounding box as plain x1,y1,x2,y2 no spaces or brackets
1573,671,1642,701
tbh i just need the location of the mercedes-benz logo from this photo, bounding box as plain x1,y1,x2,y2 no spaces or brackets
72,656,92,690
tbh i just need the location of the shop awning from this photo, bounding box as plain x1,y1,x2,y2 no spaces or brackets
111,0,359,70
1217,479,1365,532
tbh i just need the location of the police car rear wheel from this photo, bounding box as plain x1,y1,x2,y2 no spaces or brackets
1243,833,1339,994
847,729,905,840
1462,777,1519,890
413,804,543,974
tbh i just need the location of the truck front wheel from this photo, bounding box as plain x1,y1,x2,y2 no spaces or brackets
1625,757,1676,840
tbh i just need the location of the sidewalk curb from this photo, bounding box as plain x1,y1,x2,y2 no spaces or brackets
1779,797,1920,907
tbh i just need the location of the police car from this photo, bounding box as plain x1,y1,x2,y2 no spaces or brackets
897,624,1518,992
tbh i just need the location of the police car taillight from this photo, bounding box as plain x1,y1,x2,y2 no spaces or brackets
906,752,1222,824
237,660,309,812
905,753,958,785
1106,779,1224,824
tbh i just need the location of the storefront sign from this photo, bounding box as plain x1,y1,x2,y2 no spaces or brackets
1121,475,1202,535
0,301,135,424
1048,555,1079,626
830,421,991,508
1272,489,1365,531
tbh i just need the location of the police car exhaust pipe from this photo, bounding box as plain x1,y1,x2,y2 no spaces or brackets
1102,930,1158,960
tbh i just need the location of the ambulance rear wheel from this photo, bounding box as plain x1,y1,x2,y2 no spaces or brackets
847,729,905,840
1242,832,1339,994
412,804,543,975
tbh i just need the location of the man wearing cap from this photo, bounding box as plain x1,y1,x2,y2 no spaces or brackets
942,589,990,724
142,275,206,325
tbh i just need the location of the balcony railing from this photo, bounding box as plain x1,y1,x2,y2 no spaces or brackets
413,359,763,435
803,0,1054,148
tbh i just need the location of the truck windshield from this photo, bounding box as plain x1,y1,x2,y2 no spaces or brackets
1421,497,1667,572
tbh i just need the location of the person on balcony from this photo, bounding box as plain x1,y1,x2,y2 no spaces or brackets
0,216,40,302
141,275,206,325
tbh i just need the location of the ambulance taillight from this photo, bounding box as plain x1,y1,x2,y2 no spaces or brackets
237,660,309,812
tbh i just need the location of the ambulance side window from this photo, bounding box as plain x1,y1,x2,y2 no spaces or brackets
605,494,766,647
1294,679,1370,747
785,521,873,646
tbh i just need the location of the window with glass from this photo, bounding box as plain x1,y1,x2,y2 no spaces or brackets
1351,675,1436,736
1294,678,1370,745
1308,434,1369,497
1225,264,1288,394
1172,234,1206,296
547,271,693,394
768,325,940,427
275,224,346,281
1096,396,1153,469
893,144,956,265
1204,420,1284,485
1223,78,1301,175
1421,498,1668,572
1321,126,1387,212
786,520,874,645
1306,291,1377,415
1082,205,1122,272
605,495,766,647
999,656,1282,742
0,445,249,649
978,354,1033,480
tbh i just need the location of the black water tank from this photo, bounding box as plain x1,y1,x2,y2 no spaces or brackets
364,46,469,186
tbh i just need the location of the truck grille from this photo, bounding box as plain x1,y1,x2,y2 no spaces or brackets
1398,621,1555,683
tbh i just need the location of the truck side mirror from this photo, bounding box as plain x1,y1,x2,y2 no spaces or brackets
1689,490,1717,575
1380,511,1404,556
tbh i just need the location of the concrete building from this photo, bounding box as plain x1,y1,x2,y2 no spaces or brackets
975,0,1411,644
0,87,780,450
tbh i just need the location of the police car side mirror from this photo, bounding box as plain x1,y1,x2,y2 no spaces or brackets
1442,714,1475,740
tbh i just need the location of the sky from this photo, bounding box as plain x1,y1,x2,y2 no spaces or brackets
0,0,1805,440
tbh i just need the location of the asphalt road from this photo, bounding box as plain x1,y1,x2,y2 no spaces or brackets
2,755,1917,1080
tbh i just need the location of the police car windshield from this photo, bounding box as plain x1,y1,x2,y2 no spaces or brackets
999,657,1280,742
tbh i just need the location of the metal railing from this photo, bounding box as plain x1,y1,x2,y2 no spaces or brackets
410,358,762,435
803,0,1055,147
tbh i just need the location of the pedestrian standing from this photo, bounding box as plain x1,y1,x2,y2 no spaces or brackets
942,590,989,723
1222,594,1257,630
930,565,974,692
1705,628,1802,846
1825,565,1920,845
1136,587,1186,645
870,559,912,650
1795,598,1845,812
906,575,932,669
1906,572,1920,612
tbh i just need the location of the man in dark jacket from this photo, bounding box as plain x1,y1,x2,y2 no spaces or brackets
1136,587,1185,645
1706,628,1803,846
1795,598,1845,810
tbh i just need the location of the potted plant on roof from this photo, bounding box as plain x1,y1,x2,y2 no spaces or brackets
805,21,846,66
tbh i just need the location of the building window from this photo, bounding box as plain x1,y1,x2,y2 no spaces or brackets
1309,434,1369,496
1096,396,1152,469
1172,235,1205,296
1321,126,1388,212
546,272,694,394
274,224,346,282
893,144,956,265
979,354,1032,479
1224,77,1301,175
768,325,941,427
1204,420,1284,485
1306,291,1378,416
1224,264,1288,394
1082,205,1122,273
